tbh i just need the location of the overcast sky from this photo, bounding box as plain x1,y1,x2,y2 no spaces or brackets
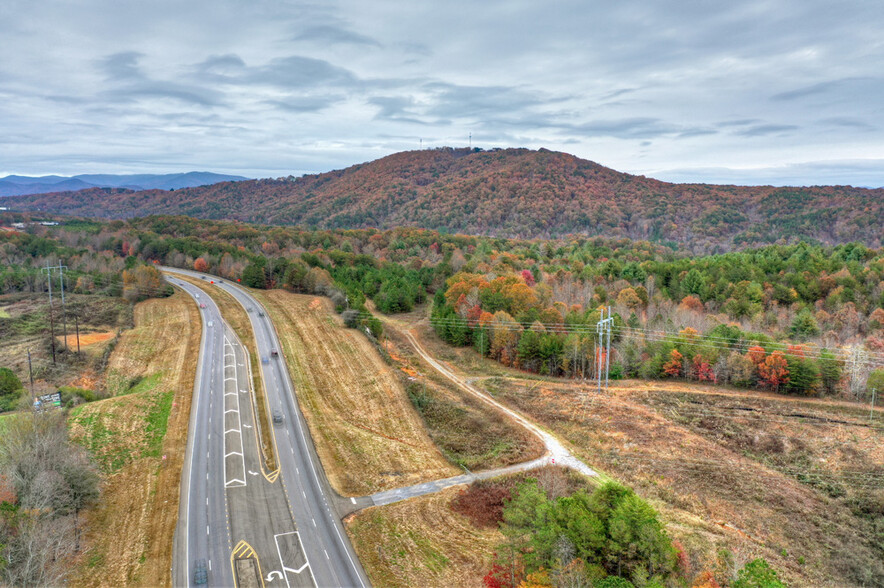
1,0,882,186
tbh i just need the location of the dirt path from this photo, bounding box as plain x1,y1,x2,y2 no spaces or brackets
401,329,597,477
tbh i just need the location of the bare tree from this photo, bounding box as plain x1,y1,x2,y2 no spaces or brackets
0,412,100,585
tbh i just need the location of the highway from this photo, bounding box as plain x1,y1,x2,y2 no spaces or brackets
168,276,235,587
167,269,368,588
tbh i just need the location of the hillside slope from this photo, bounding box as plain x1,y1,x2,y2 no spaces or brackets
8,148,883,251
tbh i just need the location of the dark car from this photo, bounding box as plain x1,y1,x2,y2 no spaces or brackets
272,410,284,425
271,349,279,357
193,559,208,585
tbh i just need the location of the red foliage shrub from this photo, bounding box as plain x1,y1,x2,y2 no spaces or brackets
679,295,704,312
672,539,691,577
0,475,16,504
450,483,513,528
521,269,536,287
663,349,683,377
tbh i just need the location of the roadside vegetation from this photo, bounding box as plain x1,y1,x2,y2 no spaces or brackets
249,289,456,495
65,290,199,586
380,319,544,471
0,413,100,586
0,234,195,588
346,485,501,588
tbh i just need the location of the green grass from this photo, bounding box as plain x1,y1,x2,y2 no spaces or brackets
0,412,14,433
86,552,105,569
69,373,174,472
105,371,161,397
71,410,130,473
143,389,174,458
0,308,10,319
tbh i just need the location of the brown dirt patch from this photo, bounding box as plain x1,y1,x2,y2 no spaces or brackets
57,331,116,348
250,289,457,496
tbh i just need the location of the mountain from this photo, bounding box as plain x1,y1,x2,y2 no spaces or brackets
0,172,249,197
5,148,883,251
0,178,94,196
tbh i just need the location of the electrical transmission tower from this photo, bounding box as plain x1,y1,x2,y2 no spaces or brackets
41,264,57,363
596,306,613,392
40,262,69,360
57,262,69,352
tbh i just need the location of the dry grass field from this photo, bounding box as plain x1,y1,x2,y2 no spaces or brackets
0,292,132,395
345,485,500,588
67,290,199,587
378,314,883,586
480,376,884,586
380,324,545,471
250,289,457,496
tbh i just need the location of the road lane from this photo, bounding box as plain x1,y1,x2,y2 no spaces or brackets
164,267,368,588
168,277,234,588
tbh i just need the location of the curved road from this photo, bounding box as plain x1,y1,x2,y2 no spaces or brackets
168,268,368,588
168,276,235,587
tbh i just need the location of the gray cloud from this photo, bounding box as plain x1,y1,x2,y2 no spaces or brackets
734,124,799,137
771,77,880,101
100,51,144,81
293,25,381,47
0,0,881,185
266,96,341,113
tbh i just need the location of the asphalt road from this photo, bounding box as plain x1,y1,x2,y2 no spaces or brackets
167,269,368,588
168,277,235,587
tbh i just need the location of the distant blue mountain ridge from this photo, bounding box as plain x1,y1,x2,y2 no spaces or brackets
0,171,250,197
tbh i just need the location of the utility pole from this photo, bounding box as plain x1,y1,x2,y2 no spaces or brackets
75,315,81,354
41,264,57,364
58,262,69,352
27,348,35,404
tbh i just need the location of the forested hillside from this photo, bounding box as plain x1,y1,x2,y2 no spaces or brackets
7,148,883,252
4,213,884,403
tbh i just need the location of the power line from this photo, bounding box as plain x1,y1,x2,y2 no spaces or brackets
417,314,884,367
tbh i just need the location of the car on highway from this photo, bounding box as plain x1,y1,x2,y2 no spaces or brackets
271,349,278,357
261,356,269,364
258,310,265,317
193,559,208,585
200,303,206,309
200,275,206,280
272,410,284,425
